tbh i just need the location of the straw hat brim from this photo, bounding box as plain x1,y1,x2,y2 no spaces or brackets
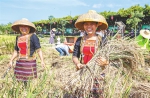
11,19,36,33
75,21,108,30
75,10,108,30
140,30,150,39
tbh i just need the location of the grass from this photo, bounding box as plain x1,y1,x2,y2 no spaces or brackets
0,35,74,97
0,35,16,54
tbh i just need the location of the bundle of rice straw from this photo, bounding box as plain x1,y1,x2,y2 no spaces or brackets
64,38,150,98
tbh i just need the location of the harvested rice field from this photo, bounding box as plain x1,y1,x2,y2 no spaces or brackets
0,35,150,98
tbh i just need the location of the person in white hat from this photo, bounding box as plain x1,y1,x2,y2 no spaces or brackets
136,29,150,50
8,18,46,84
72,10,109,97
140,29,150,39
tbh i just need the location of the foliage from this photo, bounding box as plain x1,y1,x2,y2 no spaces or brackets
100,11,117,19
72,15,79,20
0,23,12,34
127,4,144,13
117,8,130,17
0,35,15,54
36,25,42,32
126,11,144,27
61,15,72,20
118,4,144,17
143,4,150,16
136,35,150,50
126,11,145,37
32,4,150,34
60,20,69,35
54,35,66,43
1,4,150,34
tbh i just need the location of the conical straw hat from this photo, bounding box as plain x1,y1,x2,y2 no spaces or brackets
11,18,36,33
75,10,108,30
140,29,150,39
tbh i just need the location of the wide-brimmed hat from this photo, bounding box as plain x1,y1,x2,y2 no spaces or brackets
11,18,36,33
140,29,150,39
52,28,56,31
75,10,108,30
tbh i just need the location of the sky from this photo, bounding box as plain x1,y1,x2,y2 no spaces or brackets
0,0,149,24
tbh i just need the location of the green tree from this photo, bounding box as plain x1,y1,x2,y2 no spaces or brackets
48,15,55,31
117,8,129,17
127,4,143,13
99,11,117,19
143,4,150,16
59,20,69,36
126,11,144,37
118,5,144,17
0,24,5,34
0,23,12,34
36,25,42,33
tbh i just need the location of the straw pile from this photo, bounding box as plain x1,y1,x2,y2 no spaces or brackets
63,38,150,98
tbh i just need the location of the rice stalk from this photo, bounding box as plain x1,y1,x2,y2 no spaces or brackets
64,38,150,97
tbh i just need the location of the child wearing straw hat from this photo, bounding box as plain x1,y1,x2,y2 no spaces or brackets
72,10,109,98
73,10,109,70
49,28,56,44
8,18,46,84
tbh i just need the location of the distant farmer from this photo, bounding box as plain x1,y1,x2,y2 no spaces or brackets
49,28,56,44
72,10,109,97
55,37,74,56
55,44,70,56
8,18,45,85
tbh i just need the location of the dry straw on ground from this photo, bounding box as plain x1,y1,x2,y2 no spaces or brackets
62,38,150,98
0,37,150,98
